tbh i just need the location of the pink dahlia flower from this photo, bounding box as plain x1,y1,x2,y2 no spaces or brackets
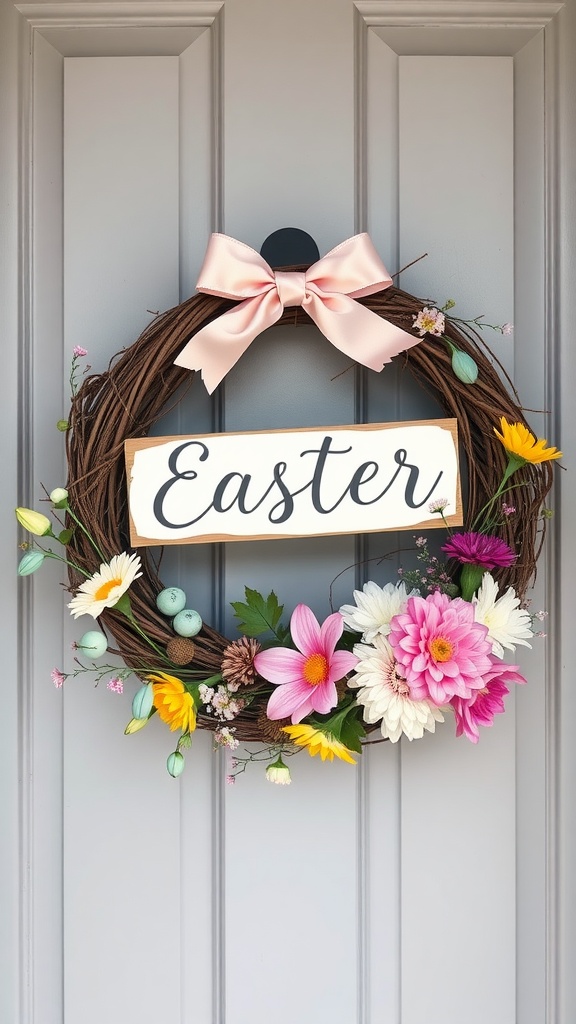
254,604,358,723
451,659,526,742
442,531,515,569
388,592,493,705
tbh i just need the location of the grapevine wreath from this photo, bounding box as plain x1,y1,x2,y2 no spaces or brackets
16,231,560,781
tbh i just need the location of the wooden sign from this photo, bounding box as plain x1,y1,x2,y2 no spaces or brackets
125,420,463,546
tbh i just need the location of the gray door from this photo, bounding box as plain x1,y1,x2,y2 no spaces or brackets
2,2,576,1022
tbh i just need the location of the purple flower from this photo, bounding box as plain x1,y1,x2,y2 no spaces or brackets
442,532,516,569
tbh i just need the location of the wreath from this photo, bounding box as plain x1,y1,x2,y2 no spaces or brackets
16,232,559,783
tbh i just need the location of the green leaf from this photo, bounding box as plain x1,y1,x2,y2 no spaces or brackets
113,592,134,621
310,699,366,754
58,528,74,545
338,710,366,754
230,587,285,638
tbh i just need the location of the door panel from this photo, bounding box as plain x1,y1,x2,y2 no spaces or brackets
3,2,574,1023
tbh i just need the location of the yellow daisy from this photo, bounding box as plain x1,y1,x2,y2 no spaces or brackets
282,723,356,764
68,552,142,619
149,672,196,734
494,417,562,464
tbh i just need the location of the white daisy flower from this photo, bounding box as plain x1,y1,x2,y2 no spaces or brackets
68,552,142,619
339,581,417,643
472,573,533,658
349,636,444,742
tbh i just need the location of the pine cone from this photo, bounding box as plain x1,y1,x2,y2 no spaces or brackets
256,709,292,745
221,636,261,688
166,636,196,666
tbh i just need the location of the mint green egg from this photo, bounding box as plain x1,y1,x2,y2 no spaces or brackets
156,587,187,616
78,630,108,659
132,682,154,720
173,608,202,638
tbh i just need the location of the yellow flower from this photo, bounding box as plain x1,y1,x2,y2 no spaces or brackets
67,551,142,619
494,417,562,464
149,672,196,734
282,724,356,764
15,507,52,536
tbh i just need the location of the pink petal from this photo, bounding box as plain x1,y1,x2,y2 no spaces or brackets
290,604,322,657
328,649,358,682
290,696,315,723
310,680,338,715
267,679,314,720
320,612,345,658
254,647,306,685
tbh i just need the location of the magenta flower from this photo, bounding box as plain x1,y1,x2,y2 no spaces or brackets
442,531,516,569
254,604,358,723
451,659,526,742
388,592,493,705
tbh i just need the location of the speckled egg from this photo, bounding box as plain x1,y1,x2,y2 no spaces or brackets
156,587,187,616
173,608,202,638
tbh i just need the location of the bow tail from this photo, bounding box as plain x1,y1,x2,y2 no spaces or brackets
174,291,283,394
306,293,419,372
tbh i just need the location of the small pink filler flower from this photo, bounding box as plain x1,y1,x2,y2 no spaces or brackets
413,307,445,337
389,592,493,705
51,668,65,688
451,659,526,743
254,604,358,723
73,345,88,357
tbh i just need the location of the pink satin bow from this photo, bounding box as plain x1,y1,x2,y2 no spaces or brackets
174,232,419,393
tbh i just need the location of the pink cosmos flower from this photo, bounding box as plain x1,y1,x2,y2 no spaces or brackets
254,604,358,723
450,659,526,742
388,592,493,705
442,531,516,569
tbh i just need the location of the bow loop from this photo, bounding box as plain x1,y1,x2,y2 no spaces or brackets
174,233,420,393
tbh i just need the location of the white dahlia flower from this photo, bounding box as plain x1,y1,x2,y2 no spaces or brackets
473,573,533,658
339,581,417,643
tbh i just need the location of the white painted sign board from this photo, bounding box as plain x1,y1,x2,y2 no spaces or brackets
125,419,462,546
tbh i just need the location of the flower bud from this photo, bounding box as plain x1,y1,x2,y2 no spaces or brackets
451,349,478,384
78,630,108,659
265,756,291,785
18,550,45,576
50,487,69,508
167,751,185,777
15,507,52,536
56,420,69,432
132,681,154,720
124,716,149,735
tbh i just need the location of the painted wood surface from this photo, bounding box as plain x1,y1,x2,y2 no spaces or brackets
2,3,575,1024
